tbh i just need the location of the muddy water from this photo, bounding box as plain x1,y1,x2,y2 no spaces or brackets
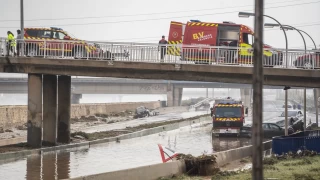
0,123,253,180
0,98,283,180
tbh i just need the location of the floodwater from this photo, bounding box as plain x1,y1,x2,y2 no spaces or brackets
0,92,315,179
0,123,252,180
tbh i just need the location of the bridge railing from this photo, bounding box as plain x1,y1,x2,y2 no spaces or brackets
1,38,319,69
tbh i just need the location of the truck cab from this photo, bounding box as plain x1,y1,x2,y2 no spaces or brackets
23,27,114,60
167,20,283,66
211,98,246,136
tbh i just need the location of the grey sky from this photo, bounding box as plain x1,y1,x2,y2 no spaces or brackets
0,0,319,49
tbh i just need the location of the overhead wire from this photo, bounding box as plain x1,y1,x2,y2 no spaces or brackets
0,0,319,28
0,0,310,22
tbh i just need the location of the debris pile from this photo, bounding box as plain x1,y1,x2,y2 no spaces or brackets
176,153,219,176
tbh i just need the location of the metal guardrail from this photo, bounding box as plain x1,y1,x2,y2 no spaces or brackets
189,97,214,109
1,37,319,69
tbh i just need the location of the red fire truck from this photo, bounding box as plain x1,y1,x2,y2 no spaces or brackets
167,20,282,66
211,98,247,136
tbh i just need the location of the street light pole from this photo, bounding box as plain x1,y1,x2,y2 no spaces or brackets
20,0,24,56
239,12,290,136
252,1,264,178
298,29,317,50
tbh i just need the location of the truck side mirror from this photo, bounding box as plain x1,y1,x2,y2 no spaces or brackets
245,107,248,115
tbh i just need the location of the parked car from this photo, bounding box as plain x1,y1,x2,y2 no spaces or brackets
240,123,294,138
275,110,304,128
293,51,320,69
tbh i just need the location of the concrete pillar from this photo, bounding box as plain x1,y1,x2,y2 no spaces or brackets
212,88,214,98
173,87,183,106
240,88,251,108
166,84,173,107
71,93,82,104
167,85,182,107
206,88,209,98
57,76,71,144
43,75,57,146
27,74,43,148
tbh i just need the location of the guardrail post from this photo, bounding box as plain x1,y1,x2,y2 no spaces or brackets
44,40,46,58
62,42,64,58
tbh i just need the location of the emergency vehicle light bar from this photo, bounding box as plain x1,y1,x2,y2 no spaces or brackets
190,20,201,22
223,21,235,24
50,27,63,30
218,100,242,105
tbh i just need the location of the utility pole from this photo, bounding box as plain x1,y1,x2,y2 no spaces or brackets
304,88,307,129
20,0,24,56
252,0,264,179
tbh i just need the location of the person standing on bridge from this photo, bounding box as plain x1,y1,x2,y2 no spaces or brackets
158,35,168,61
6,31,16,56
16,29,22,57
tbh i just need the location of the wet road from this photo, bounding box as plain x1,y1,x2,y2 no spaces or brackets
0,97,317,179
81,110,208,133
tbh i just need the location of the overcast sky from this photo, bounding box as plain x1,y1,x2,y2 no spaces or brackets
1,0,319,49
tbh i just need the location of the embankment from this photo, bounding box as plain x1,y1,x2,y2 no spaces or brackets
0,101,162,130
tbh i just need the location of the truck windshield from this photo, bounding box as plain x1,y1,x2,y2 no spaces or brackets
215,107,242,118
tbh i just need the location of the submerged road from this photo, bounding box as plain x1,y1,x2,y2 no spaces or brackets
0,96,317,180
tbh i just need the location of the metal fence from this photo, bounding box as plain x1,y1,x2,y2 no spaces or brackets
272,130,320,155
1,38,319,69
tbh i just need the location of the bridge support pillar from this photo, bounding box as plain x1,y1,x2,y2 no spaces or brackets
240,88,251,108
57,76,71,144
71,94,82,104
43,75,58,145
167,85,183,107
174,87,183,106
27,74,43,148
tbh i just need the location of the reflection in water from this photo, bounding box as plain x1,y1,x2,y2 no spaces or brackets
212,136,252,152
25,152,70,180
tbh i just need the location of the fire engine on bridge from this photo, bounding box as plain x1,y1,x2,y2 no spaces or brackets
167,20,283,66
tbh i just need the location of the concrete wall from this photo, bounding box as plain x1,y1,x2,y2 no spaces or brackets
214,140,272,167
66,160,186,180
0,101,162,129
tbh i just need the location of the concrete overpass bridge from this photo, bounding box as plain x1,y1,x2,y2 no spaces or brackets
0,76,296,104
1,40,319,148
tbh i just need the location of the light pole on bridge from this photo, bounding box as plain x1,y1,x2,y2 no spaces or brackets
264,23,318,128
238,12,290,137
20,0,24,56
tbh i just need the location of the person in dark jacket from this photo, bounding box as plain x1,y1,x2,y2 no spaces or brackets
158,35,168,60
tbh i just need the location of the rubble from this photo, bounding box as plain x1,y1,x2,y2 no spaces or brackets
176,153,219,176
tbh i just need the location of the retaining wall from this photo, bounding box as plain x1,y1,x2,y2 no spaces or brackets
66,160,186,180
0,101,162,129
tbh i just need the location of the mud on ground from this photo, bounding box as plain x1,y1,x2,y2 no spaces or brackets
71,114,208,142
